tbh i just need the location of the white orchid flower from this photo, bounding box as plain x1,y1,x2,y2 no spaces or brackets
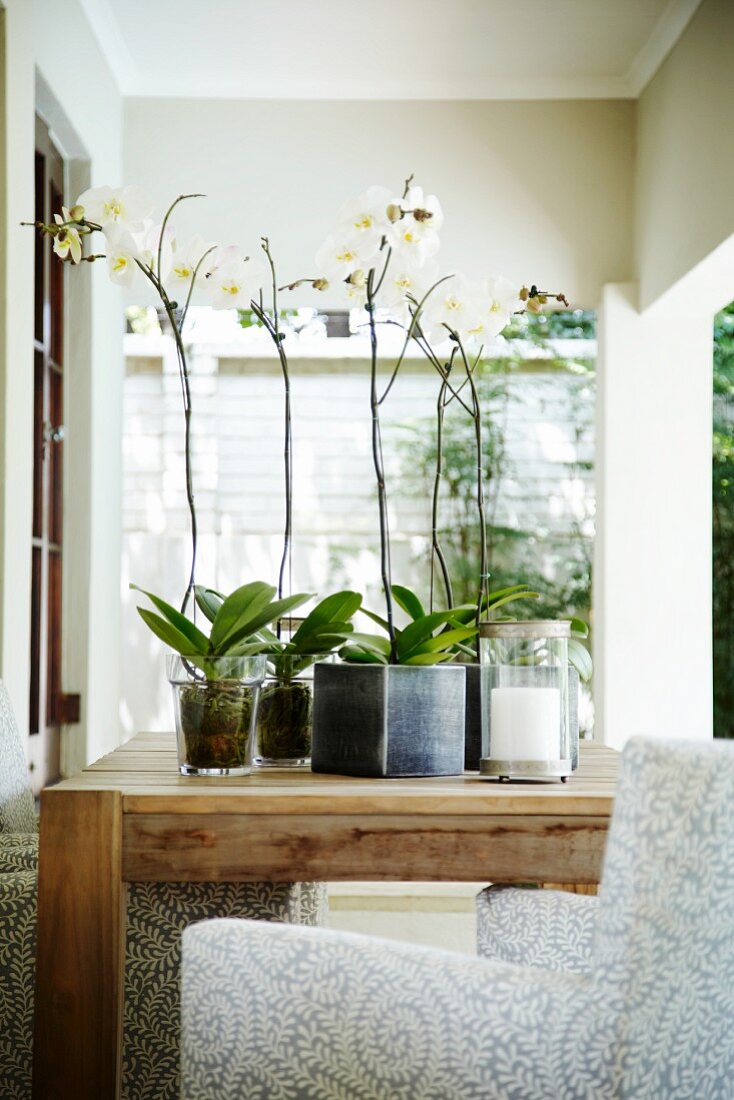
166,234,210,294
471,275,523,340
336,185,392,253
387,215,440,270
399,185,444,233
135,221,175,281
378,260,439,321
52,209,82,263
206,256,264,310
421,274,485,345
315,235,375,286
206,243,244,275
75,185,153,231
103,226,141,287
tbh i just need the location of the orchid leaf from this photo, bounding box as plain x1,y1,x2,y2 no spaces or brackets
217,592,312,653
403,651,454,666
396,609,466,660
402,626,478,661
131,585,210,653
391,585,425,622
569,617,590,639
339,645,388,664
569,638,593,683
210,581,277,650
362,608,392,633
194,585,224,624
136,608,207,658
293,591,361,640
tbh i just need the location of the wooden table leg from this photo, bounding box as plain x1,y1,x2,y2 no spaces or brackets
33,789,125,1099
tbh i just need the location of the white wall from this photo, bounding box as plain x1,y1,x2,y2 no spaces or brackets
595,284,712,746
637,0,734,311
0,0,35,738
124,97,635,310
0,0,124,768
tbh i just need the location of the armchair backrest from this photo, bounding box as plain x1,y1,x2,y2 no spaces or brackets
594,737,734,1097
0,682,37,833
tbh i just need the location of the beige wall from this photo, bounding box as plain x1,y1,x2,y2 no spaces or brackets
124,97,635,309
637,0,734,310
0,0,124,767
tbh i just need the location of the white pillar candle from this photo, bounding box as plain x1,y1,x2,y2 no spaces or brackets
490,687,560,761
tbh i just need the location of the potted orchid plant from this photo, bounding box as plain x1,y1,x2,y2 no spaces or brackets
307,178,475,777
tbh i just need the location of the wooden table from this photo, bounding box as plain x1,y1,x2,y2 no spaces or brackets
32,733,619,1099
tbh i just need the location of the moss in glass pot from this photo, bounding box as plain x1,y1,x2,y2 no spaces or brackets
240,592,363,768
256,672,313,765
178,677,255,769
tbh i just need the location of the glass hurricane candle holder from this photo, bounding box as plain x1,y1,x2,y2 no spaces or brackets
478,621,572,782
168,654,267,777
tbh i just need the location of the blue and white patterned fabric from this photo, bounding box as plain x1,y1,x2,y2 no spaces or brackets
477,884,597,975
0,683,36,835
182,738,734,1100
0,679,329,1100
478,737,734,1098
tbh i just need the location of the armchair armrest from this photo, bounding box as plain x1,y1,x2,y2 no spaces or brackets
477,886,598,975
0,860,37,1094
0,833,38,874
182,919,612,1100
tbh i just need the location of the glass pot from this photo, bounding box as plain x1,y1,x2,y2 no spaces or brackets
167,654,267,777
255,654,332,768
478,621,572,781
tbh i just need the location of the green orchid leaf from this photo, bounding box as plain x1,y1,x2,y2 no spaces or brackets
484,591,540,614
217,592,312,653
131,585,210,653
292,591,362,641
569,638,593,683
362,608,392,633
210,581,277,650
194,585,224,624
391,585,425,622
403,651,454,666
434,603,479,626
136,608,208,658
345,632,392,656
569,617,590,639
485,585,533,604
402,626,478,661
396,610,467,660
339,644,388,664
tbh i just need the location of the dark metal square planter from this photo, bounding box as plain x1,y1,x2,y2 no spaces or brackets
311,663,466,777
463,664,580,771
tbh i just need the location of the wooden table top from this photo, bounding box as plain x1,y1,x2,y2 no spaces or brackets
53,732,620,817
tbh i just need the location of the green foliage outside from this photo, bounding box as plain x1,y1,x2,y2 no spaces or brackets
713,304,734,737
394,311,595,623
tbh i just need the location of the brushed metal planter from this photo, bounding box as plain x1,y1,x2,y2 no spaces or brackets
463,663,580,771
311,663,466,777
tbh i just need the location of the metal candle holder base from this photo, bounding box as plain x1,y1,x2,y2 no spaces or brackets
480,757,572,782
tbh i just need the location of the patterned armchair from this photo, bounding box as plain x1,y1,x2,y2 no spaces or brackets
181,738,734,1099
0,681,327,1100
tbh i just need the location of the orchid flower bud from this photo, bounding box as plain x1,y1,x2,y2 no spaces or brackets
386,203,403,223
313,277,329,291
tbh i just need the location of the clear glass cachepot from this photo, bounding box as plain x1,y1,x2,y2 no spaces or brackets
167,654,267,777
478,621,572,781
255,653,333,768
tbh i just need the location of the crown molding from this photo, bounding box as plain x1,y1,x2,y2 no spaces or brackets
76,0,138,94
78,0,703,102
625,0,702,96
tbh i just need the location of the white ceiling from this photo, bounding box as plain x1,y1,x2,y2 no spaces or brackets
79,0,702,100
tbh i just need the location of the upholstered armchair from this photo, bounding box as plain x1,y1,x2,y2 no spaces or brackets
0,681,327,1100
181,738,734,1099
